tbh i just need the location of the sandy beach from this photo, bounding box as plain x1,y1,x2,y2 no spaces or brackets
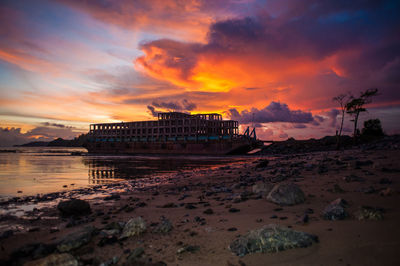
1,148,399,266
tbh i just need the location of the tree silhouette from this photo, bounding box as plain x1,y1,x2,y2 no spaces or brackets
346,88,378,140
332,93,350,148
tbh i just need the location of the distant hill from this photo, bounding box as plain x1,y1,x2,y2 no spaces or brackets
15,133,89,147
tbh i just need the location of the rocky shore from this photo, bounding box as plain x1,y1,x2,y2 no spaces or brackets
0,147,399,266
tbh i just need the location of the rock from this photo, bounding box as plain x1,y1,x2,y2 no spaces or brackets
104,193,121,201
379,178,392,184
153,217,173,233
126,247,144,261
255,160,269,168
229,208,240,213
177,245,200,254
57,226,96,252
355,206,384,220
229,224,318,256
332,184,345,193
185,203,197,209
355,160,373,168
57,199,91,217
380,188,392,196
161,202,177,208
119,217,146,239
252,183,274,197
322,199,348,220
0,229,13,239
343,175,365,182
12,243,56,260
203,208,214,215
266,183,305,206
24,253,78,266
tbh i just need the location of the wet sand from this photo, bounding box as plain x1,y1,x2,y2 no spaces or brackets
0,148,399,265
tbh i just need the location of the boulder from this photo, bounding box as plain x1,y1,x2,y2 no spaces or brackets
57,199,91,217
57,226,96,252
266,183,305,206
24,253,78,266
119,217,146,239
229,224,318,256
252,183,274,197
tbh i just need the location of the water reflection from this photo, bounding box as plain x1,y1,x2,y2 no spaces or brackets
0,147,248,198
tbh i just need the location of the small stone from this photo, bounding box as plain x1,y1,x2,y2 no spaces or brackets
177,245,200,254
229,208,240,213
355,206,384,220
153,217,173,233
203,208,214,215
228,227,238,231
322,199,348,221
119,217,146,239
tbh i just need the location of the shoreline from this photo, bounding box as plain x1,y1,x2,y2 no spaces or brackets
0,148,399,265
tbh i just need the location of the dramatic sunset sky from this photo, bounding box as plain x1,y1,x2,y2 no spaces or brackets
0,0,399,146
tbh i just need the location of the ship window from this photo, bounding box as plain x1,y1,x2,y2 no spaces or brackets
171,120,175,126
166,128,170,133
172,128,176,133
178,127,182,133
159,128,164,133
154,128,158,133
178,120,183,125
137,129,141,134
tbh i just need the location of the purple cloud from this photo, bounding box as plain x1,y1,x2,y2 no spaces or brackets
228,101,315,124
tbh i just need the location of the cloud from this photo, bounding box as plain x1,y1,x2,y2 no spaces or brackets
326,109,340,127
228,101,315,124
0,125,83,147
135,1,400,109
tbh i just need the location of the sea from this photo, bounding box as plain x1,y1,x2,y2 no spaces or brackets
0,147,250,200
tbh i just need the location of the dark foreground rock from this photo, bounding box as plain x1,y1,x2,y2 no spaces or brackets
24,253,78,266
57,226,96,252
266,183,305,206
229,224,318,257
322,198,348,220
57,199,91,217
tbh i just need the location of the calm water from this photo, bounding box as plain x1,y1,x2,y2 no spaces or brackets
0,147,248,199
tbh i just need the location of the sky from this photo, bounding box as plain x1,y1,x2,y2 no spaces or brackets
0,0,399,146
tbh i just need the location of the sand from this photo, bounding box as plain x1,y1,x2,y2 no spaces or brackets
0,148,399,266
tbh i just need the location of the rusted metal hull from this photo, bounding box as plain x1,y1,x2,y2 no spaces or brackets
85,140,254,155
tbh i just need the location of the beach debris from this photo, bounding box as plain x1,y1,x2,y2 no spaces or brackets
153,217,173,233
57,199,91,217
322,198,348,220
355,206,384,220
119,217,146,239
57,226,96,252
24,253,78,266
266,183,305,206
229,224,318,256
